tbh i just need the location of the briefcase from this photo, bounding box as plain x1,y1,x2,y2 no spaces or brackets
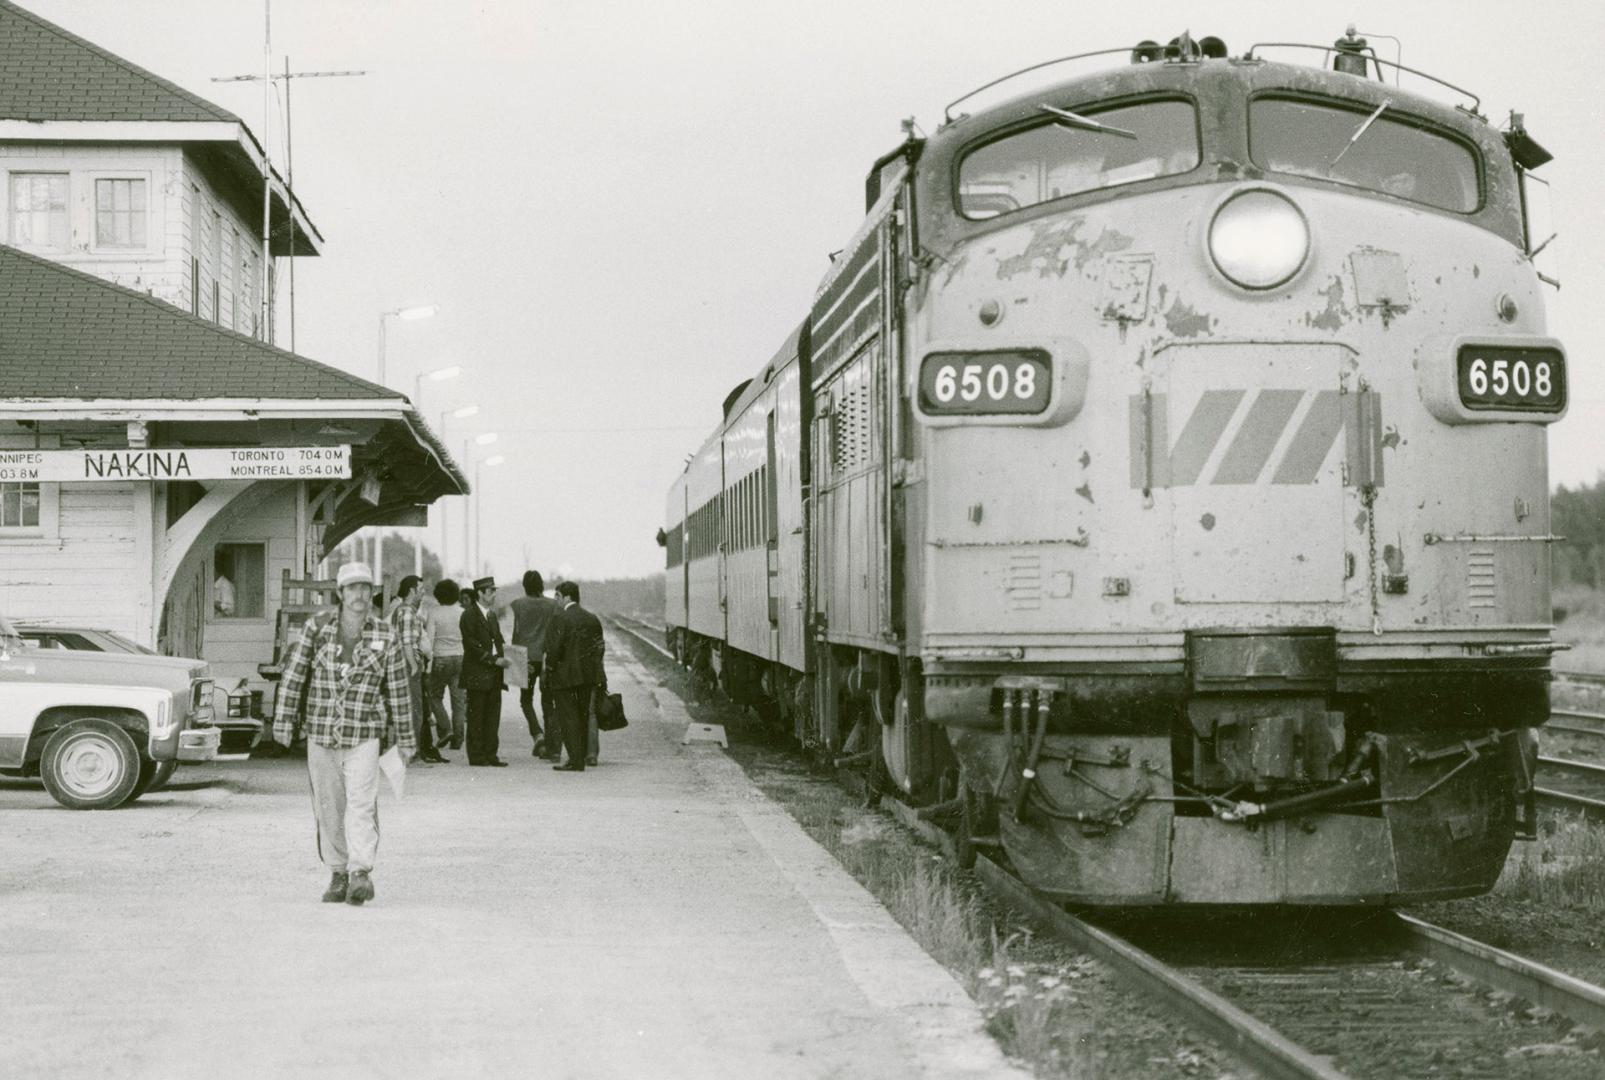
595,691,628,731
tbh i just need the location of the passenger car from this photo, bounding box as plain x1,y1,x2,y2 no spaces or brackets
15,623,262,757
0,613,220,808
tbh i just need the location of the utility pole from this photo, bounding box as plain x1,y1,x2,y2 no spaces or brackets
213,25,366,349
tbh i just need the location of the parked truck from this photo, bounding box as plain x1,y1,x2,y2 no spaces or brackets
0,612,220,809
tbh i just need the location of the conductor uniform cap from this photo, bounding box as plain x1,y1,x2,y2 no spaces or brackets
472,576,497,594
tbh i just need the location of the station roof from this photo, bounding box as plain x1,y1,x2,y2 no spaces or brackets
0,242,468,514
0,0,322,255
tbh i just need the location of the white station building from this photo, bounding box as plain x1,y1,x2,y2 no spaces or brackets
0,244,466,698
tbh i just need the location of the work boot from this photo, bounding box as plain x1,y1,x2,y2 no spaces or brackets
346,870,375,906
322,871,349,903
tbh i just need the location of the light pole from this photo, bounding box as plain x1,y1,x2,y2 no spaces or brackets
463,433,498,579
410,364,462,575
376,304,436,385
413,363,461,404
474,454,506,578
373,303,435,594
437,404,480,577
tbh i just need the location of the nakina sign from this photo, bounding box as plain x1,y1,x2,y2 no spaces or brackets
0,446,352,483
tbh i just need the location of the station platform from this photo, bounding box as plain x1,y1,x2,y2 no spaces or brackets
0,639,1023,1079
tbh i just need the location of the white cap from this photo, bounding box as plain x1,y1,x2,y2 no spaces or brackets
336,561,375,589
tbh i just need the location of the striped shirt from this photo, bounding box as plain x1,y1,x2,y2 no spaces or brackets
271,611,417,753
389,601,425,673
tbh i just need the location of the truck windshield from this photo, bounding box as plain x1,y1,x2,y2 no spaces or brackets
1249,96,1480,213
958,98,1199,220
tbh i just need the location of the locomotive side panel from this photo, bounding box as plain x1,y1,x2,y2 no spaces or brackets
815,345,887,649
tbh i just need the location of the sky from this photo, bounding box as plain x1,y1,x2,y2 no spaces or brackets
20,0,1605,579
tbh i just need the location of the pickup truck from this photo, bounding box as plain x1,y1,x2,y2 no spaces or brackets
0,612,221,809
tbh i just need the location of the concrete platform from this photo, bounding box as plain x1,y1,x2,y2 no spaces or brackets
0,638,1023,1080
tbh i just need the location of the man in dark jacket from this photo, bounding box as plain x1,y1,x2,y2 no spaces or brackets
460,576,510,766
544,581,606,772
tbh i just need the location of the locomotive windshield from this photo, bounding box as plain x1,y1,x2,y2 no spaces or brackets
1249,96,1480,213
957,98,1199,220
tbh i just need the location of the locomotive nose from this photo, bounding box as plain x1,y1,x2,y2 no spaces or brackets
1208,188,1310,290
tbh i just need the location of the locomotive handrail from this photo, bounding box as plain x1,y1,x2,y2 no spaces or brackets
1242,43,1481,113
943,46,1138,124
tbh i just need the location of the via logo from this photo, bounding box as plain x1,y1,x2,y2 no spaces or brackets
1128,389,1383,488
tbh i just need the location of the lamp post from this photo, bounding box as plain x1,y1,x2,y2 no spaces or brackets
437,405,480,578
409,364,463,575
412,363,461,404
463,433,498,580
376,304,436,385
474,454,506,578
373,303,435,593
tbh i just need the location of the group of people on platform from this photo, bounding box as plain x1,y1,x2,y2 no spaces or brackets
270,563,610,906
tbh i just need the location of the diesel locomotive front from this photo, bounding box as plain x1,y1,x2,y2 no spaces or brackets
665,31,1566,905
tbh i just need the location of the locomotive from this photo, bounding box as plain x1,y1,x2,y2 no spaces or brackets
660,30,1566,904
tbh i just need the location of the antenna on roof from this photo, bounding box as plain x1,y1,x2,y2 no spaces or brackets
212,2,366,353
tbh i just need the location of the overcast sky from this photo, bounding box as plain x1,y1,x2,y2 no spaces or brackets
22,0,1605,579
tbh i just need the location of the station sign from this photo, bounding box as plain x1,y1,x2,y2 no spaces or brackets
0,446,352,483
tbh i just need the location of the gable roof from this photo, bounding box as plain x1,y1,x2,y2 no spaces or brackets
0,243,384,401
0,0,238,124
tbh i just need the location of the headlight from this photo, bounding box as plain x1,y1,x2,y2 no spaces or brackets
190,678,215,726
1208,189,1309,290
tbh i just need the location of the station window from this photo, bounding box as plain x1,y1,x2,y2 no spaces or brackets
8,173,69,252
94,178,148,249
213,542,266,619
0,482,41,530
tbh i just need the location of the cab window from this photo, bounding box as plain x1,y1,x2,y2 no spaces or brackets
1249,96,1480,213
958,99,1200,220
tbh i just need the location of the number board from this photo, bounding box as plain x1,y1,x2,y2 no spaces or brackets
1456,345,1565,412
918,350,1051,415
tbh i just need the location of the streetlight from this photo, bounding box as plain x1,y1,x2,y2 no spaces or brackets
374,303,436,593
408,365,464,576
436,405,481,577
413,363,461,403
463,434,499,579
474,454,506,578
376,304,436,385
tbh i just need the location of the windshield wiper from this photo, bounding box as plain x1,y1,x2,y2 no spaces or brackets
1037,103,1138,140
1330,100,1390,167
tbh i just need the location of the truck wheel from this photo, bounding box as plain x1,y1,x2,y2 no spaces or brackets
130,758,178,799
40,719,142,810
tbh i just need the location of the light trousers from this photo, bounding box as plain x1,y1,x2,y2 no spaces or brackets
307,738,381,873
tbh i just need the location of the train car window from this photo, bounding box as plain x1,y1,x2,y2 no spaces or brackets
1249,96,1480,213
957,99,1199,220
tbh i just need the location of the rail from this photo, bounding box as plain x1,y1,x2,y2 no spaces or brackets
603,614,674,661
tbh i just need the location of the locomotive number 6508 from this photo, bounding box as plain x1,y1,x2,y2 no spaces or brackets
919,350,1052,415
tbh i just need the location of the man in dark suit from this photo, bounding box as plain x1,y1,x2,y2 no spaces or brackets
460,576,510,767
544,581,606,772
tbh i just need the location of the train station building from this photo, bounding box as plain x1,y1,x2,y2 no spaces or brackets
0,244,467,696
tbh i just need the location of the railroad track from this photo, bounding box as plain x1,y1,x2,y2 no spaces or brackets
613,627,1605,1076
894,809,1605,1080
602,613,673,660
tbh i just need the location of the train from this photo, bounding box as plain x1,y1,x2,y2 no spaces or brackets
659,29,1567,905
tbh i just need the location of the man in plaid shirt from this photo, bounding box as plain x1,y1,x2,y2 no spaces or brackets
273,561,415,906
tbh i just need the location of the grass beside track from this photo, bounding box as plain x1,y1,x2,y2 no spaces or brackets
1502,813,1605,914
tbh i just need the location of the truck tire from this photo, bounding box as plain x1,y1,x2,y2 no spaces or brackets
40,719,142,810
130,757,178,799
